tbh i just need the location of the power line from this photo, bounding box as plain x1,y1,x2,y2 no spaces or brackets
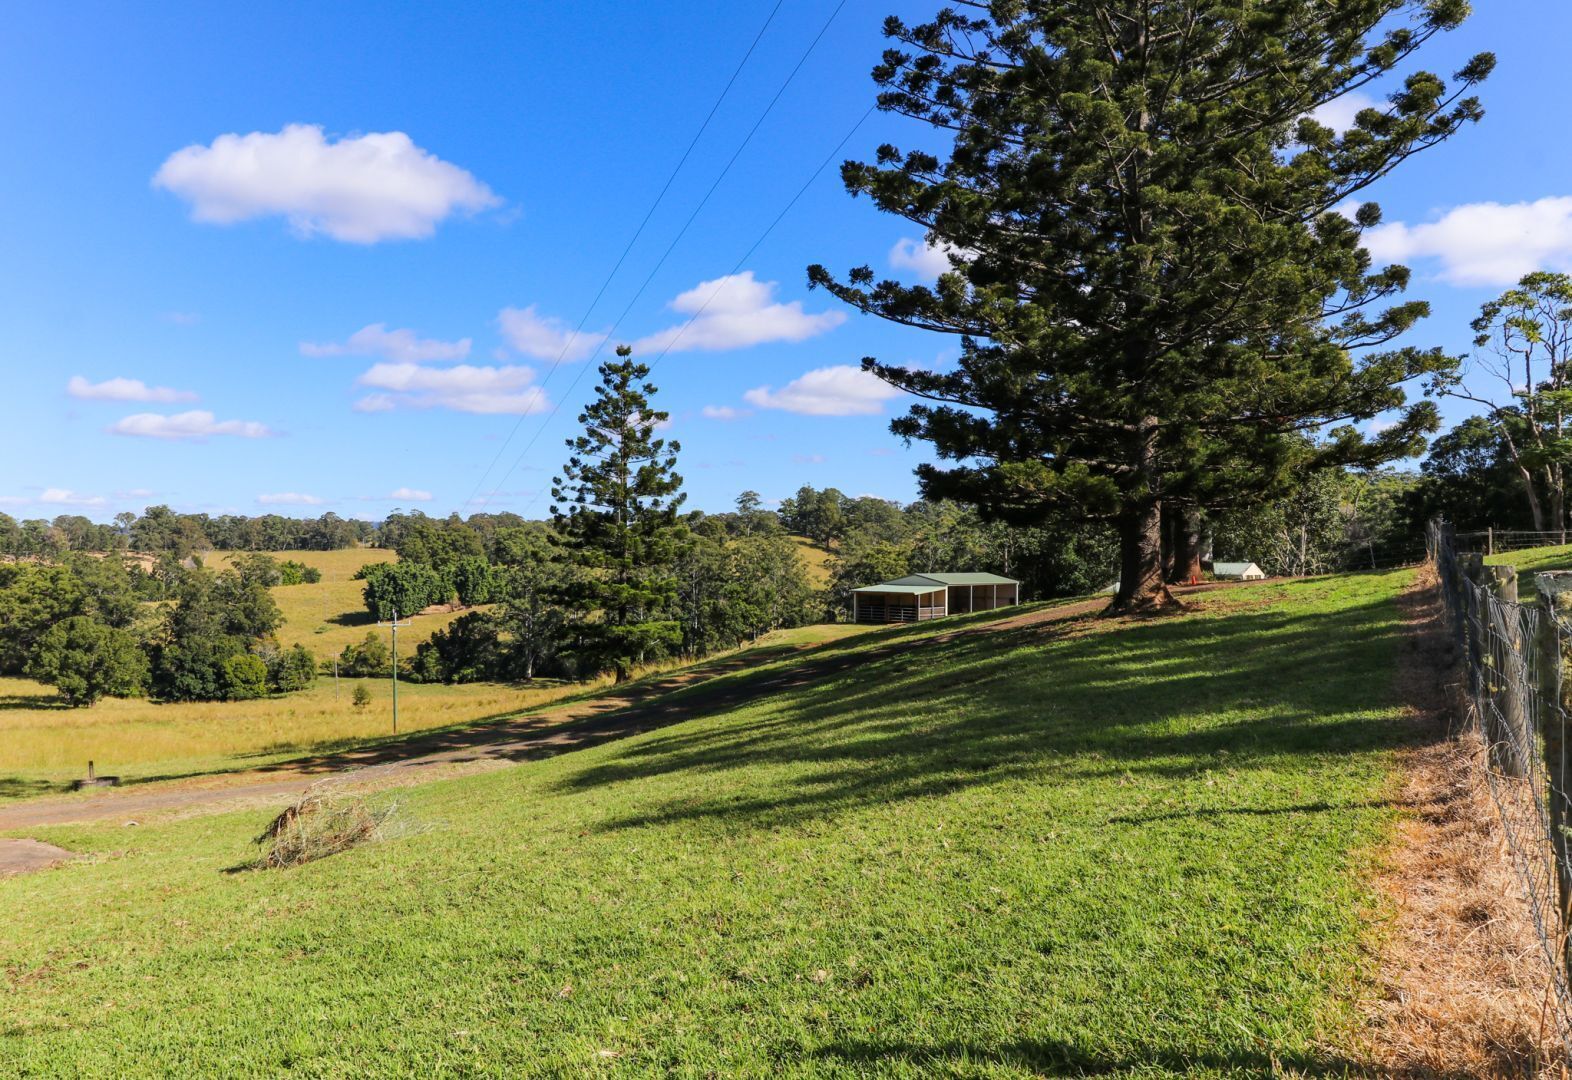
462,0,788,513
474,0,853,518
512,103,877,521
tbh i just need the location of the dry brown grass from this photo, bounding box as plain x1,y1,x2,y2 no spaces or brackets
1351,569,1567,1078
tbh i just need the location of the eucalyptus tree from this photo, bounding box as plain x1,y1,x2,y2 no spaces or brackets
810,1,1492,612
1433,272,1572,533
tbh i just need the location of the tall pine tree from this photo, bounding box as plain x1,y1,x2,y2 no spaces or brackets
551,346,686,681
810,1,1492,612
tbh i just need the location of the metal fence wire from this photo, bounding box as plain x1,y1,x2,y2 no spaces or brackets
1429,520,1572,1057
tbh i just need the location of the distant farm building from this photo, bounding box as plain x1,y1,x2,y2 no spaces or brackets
851,573,1021,624
1212,561,1266,581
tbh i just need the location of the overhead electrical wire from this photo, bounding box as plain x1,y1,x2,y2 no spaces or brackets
509,102,877,521
472,0,853,517
461,0,788,513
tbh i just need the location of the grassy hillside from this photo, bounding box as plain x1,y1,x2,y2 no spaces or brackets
1,571,1416,1076
203,548,473,660
791,534,834,587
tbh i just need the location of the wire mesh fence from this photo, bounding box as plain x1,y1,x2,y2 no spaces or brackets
1429,520,1572,1059
1456,529,1572,557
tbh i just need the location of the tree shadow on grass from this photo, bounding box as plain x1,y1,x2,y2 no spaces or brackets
0,690,64,710
552,587,1420,834
0,777,70,801
801,1034,1496,1079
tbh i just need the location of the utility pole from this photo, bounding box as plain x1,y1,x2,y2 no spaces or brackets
377,606,411,736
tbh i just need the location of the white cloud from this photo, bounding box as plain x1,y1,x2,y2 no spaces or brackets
498,305,609,361
353,394,397,413
1364,196,1572,287
38,488,107,508
109,410,273,440
257,492,326,506
1367,417,1399,435
162,311,200,326
153,123,501,243
889,237,968,278
632,271,844,355
67,375,198,404
388,487,433,502
743,365,902,417
1310,91,1379,133
793,453,827,465
701,405,750,421
356,361,550,415
301,323,470,362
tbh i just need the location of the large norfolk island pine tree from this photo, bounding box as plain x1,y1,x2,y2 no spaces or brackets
551,346,686,682
810,1,1493,613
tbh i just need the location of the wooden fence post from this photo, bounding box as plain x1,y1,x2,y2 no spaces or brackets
1535,571,1572,965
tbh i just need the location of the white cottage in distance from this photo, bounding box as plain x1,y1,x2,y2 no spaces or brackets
1211,561,1266,581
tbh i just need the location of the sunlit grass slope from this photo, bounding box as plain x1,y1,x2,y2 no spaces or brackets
1,571,1415,1077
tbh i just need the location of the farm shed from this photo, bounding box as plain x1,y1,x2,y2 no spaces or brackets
851,572,1021,624
1212,561,1266,581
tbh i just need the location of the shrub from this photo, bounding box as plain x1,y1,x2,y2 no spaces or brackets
221,653,268,700
270,643,318,693
339,632,391,677
352,683,372,709
278,560,321,586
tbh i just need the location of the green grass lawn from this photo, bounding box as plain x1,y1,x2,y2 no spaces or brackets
0,571,1417,1077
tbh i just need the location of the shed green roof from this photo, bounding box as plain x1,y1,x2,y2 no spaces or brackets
910,572,1018,585
852,572,1019,594
850,583,946,596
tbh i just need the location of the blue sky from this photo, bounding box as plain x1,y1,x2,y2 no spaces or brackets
0,0,1564,521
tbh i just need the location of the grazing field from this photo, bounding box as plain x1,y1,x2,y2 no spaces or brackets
1,570,1419,1075
202,548,473,660
1485,542,1572,600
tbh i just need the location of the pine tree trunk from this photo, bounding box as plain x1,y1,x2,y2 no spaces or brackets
1109,418,1180,615
1110,500,1179,615
1171,507,1203,584
1159,503,1176,583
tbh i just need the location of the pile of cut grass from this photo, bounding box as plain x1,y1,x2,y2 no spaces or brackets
2,572,1418,1076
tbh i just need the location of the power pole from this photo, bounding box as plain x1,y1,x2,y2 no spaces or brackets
377,606,411,736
